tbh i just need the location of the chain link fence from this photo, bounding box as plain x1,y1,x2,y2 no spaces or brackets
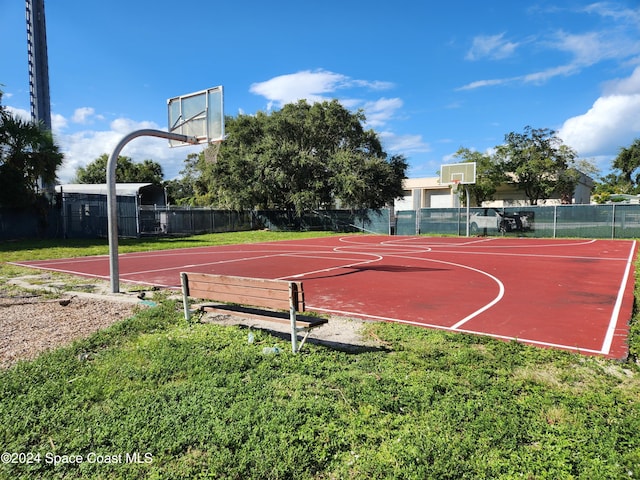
396,204,640,239
3,204,640,240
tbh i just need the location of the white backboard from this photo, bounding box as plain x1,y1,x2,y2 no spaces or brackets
167,86,224,147
440,162,476,185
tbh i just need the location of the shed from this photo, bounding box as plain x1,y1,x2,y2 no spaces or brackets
55,183,166,238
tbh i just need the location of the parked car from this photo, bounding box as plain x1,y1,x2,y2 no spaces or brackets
469,208,531,233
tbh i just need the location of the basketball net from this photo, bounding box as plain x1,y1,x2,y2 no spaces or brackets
452,179,461,194
204,140,222,163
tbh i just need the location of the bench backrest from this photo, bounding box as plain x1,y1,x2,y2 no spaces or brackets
181,272,305,312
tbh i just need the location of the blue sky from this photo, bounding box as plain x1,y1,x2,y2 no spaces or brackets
2,1,640,184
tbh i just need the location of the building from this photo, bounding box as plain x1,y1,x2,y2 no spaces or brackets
394,177,459,210
395,172,594,210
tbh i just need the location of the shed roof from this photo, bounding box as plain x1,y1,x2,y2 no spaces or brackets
55,183,154,197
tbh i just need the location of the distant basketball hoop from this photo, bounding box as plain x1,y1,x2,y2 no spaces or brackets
440,162,476,238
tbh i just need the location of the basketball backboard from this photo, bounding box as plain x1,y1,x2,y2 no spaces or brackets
167,86,224,147
440,162,476,185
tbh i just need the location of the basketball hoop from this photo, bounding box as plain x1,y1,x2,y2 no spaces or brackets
452,179,461,194
204,140,222,163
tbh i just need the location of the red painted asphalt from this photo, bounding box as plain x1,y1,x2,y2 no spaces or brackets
12,235,637,358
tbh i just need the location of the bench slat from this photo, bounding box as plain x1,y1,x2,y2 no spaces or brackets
189,285,292,312
185,272,291,291
183,273,304,311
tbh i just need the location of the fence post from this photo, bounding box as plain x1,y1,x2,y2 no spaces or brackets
553,205,557,238
612,203,616,239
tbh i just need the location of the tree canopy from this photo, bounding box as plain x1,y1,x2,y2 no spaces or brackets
180,100,407,213
612,138,640,186
452,127,592,206
0,90,63,208
495,126,580,205
74,154,164,184
590,138,640,202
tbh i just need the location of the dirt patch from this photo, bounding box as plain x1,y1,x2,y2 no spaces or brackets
0,295,138,369
0,274,148,369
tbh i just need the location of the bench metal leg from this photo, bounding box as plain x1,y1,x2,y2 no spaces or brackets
297,328,313,352
290,306,299,353
181,272,192,321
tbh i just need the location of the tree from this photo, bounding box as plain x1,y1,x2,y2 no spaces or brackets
188,100,407,213
612,138,640,186
590,139,640,201
496,126,578,205
592,171,632,203
165,153,210,205
74,154,164,184
451,148,506,206
0,90,63,208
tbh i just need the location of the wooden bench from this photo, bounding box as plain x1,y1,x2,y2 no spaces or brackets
180,272,327,353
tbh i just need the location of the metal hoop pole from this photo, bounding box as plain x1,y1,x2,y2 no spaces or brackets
107,129,197,293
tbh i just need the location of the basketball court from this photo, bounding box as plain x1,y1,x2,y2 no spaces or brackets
12,235,637,359
26,95,636,359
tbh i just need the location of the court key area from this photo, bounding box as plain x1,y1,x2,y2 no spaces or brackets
13,235,637,359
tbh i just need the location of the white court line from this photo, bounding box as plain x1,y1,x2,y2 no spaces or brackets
125,248,371,278
277,253,384,280
294,248,504,331
600,240,637,355
388,254,505,330
6,263,109,280
8,256,109,267
307,306,605,355
123,253,290,277
420,248,629,262
437,238,598,249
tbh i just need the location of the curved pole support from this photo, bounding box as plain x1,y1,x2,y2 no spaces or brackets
107,129,197,293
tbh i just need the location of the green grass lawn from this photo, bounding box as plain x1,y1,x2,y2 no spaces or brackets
1,232,640,479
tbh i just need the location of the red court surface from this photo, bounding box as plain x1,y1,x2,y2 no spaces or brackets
12,236,638,359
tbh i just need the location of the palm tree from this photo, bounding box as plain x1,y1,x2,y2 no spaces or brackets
0,91,63,208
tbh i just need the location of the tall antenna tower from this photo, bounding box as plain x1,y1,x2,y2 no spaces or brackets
25,0,51,131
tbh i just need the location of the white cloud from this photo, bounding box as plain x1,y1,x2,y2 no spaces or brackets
71,107,104,124
582,2,640,24
51,113,67,131
250,70,351,109
457,77,514,91
249,69,394,110
362,97,403,128
250,69,408,132
603,65,640,95
522,63,580,85
379,131,430,155
465,33,519,61
5,106,30,121
558,81,640,158
548,30,639,67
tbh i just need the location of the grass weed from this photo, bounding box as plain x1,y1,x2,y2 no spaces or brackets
0,232,639,479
